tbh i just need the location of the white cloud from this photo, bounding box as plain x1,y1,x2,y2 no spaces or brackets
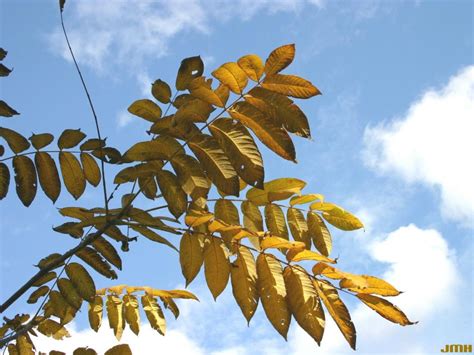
48,0,326,73
363,66,474,227
117,110,133,128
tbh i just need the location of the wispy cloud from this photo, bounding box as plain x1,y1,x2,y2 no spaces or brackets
363,66,474,227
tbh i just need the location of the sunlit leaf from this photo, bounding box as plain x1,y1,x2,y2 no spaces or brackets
189,77,224,107
88,296,103,332
264,44,295,75
128,99,162,122
123,294,140,335
58,278,82,309
308,212,332,256
264,204,289,238
156,170,187,218
141,294,166,335
322,209,364,231
204,236,230,300
27,285,49,304
76,247,118,279
35,152,61,202
129,225,178,251
237,54,264,82
92,236,122,270
13,155,37,206
171,154,211,200
151,79,172,104
123,136,184,162
37,319,70,340
290,193,324,206
212,62,248,94
65,262,96,302
246,177,306,206
287,207,310,248
357,294,416,326
256,253,290,339
106,295,124,340
262,74,321,99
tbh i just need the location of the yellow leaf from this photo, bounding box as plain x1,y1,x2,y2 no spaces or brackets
237,54,264,82
88,295,103,332
171,154,211,200
123,136,184,162
204,236,230,299
264,44,295,75
80,138,106,151
339,276,401,296
58,278,83,309
314,279,356,350
13,155,37,206
123,294,140,335
229,101,296,162
312,263,347,279
156,170,187,218
212,62,248,94
59,152,85,200
174,98,214,123
104,344,132,355
29,133,54,150
76,247,118,280
37,319,70,340
32,271,57,287
189,77,224,107
246,177,306,206
290,250,336,264
262,74,321,98
44,290,77,325
151,79,172,104
141,294,166,335
27,285,49,304
322,209,364,231
35,152,61,202
92,236,122,270
128,99,162,122
0,100,19,117
113,161,163,184
129,225,178,251
149,115,200,140
310,201,344,212
308,212,332,256
264,204,289,238
0,162,9,200
184,209,213,227
106,295,124,340
357,294,416,325
287,208,310,248
214,198,240,246
80,153,101,187
215,83,230,106
290,193,324,206
209,118,264,189
176,56,204,90
256,253,290,339
231,246,258,324
246,87,311,138
189,134,239,196
180,232,204,286
261,236,305,251
57,129,86,149
65,262,96,302
16,334,34,355
284,265,325,344
0,127,30,153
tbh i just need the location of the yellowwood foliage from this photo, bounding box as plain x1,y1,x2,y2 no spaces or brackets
0,17,415,353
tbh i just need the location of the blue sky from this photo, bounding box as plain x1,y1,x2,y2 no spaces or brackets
0,0,473,354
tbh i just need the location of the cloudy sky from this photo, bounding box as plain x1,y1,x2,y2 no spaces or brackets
0,0,472,354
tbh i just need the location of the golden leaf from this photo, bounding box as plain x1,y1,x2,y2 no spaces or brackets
246,177,306,206
215,83,230,106
43,290,77,325
139,175,157,200
32,271,57,287
189,134,239,196
179,232,204,286
141,294,166,335
123,136,184,162
174,98,214,123
160,297,179,319
58,278,83,309
13,155,37,206
256,253,290,339
0,127,30,153
287,208,310,248
123,294,140,335
16,334,35,355
284,265,325,344
128,99,162,122
212,62,248,94
113,161,163,184
29,133,54,150
0,100,19,117
231,246,258,323
171,154,211,200
264,44,295,75
88,296,103,332
0,162,9,199
92,236,122,270
246,87,311,138
229,101,296,162
290,250,336,264
237,54,264,82
322,209,364,231
65,262,96,302
204,236,230,299
261,236,305,251
35,152,61,202
262,74,321,99
104,344,132,355
57,129,86,149
290,193,324,206
156,170,187,218
80,138,106,151
27,285,49,304
209,118,264,188
189,77,224,107
151,79,172,104
129,225,178,251
308,212,332,256
106,295,124,340
37,319,70,340
76,247,118,279
80,153,101,187
59,152,85,200
264,204,289,238
357,294,416,325
176,56,204,90
314,279,356,350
